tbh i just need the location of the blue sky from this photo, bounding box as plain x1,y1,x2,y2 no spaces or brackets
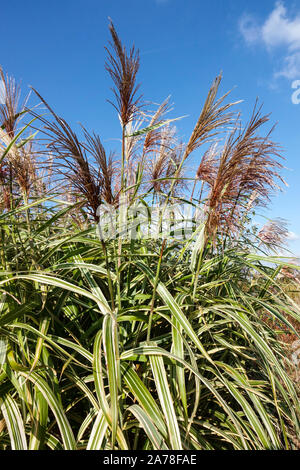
1,0,300,255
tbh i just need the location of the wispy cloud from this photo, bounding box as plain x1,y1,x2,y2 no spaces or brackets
287,231,300,241
239,14,261,45
239,2,300,79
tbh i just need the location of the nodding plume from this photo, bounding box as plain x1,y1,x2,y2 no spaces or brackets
182,74,238,163
29,88,103,222
142,97,172,160
0,67,27,137
201,104,286,241
258,218,289,252
83,129,116,206
145,124,182,194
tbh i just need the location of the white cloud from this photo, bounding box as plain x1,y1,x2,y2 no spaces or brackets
262,2,300,50
275,52,300,79
239,14,261,45
287,231,300,241
239,2,300,79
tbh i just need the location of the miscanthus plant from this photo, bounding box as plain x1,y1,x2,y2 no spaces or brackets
0,23,300,450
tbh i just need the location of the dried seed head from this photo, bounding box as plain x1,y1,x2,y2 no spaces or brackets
105,21,142,126
258,218,289,250
183,74,238,162
0,67,27,137
201,103,286,241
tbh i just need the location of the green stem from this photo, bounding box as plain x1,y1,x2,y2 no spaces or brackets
147,239,166,343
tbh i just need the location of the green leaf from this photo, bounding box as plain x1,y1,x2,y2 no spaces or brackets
125,116,186,137
86,410,108,450
129,405,168,450
150,352,182,450
19,371,76,450
0,393,27,450
0,116,38,165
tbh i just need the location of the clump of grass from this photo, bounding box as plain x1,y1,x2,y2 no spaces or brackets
0,22,299,451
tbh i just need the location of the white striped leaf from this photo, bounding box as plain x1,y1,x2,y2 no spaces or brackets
129,405,168,450
19,371,76,450
0,393,27,450
150,353,182,450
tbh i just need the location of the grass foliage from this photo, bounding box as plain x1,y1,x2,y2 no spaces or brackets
0,23,299,450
